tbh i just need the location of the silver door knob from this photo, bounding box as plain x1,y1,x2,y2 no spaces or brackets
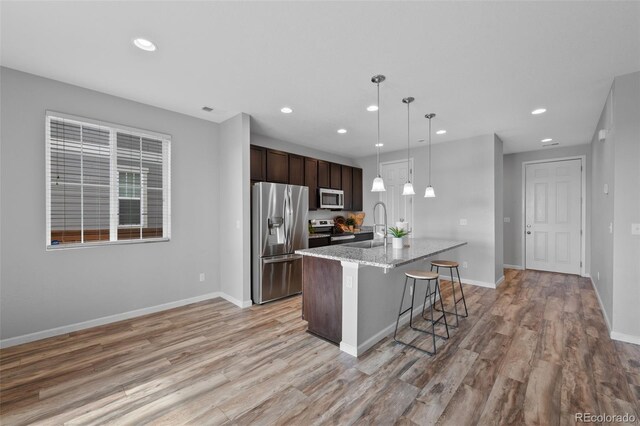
526,231,531,234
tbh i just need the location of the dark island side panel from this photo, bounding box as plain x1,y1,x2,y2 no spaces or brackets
302,256,342,344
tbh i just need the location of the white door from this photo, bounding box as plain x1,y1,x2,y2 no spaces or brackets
525,159,582,274
379,159,413,234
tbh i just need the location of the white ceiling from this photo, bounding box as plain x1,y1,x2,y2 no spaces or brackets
1,1,639,156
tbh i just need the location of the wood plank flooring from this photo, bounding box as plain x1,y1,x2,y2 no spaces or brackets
1,269,639,425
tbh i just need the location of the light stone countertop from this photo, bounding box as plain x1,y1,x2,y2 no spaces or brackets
295,238,467,269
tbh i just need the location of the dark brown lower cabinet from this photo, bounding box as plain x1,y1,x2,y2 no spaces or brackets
302,256,342,344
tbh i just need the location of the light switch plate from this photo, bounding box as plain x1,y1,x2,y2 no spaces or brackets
504,217,511,223
609,222,613,234
632,223,640,235
459,219,468,226
604,183,609,194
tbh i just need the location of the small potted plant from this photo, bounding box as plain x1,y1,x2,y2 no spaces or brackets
345,217,356,232
388,226,410,249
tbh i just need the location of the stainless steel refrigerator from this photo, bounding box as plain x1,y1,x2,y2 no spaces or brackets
252,182,308,304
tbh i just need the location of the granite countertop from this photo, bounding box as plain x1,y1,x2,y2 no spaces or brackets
295,238,467,269
308,233,331,239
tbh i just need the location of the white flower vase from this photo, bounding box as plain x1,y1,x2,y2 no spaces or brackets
392,237,404,249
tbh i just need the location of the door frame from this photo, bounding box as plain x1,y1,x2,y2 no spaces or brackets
521,155,587,276
379,158,415,236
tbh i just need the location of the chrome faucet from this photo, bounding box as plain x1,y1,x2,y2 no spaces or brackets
373,201,388,247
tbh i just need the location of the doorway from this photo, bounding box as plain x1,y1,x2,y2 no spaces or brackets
378,159,414,234
523,158,585,275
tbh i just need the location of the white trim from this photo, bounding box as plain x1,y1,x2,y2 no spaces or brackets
504,264,524,270
610,331,640,346
0,292,223,348
219,293,253,308
460,277,497,289
340,342,358,357
521,155,587,276
589,276,612,333
495,275,505,287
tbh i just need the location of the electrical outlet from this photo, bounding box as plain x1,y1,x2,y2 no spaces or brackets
236,220,241,229
459,219,468,226
609,222,613,234
199,273,205,282
345,276,353,289
462,261,468,268
632,223,640,235
504,217,511,223
597,271,600,281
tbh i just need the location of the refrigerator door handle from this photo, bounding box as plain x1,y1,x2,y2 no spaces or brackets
285,186,293,252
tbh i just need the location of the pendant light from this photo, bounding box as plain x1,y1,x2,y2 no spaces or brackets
402,97,415,196
424,113,436,198
370,75,386,192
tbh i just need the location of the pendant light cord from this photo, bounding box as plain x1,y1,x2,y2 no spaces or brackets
376,81,381,178
407,101,410,183
428,116,432,185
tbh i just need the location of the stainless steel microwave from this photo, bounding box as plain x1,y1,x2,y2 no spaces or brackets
319,188,344,210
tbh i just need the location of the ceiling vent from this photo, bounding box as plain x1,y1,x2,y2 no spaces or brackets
202,106,214,112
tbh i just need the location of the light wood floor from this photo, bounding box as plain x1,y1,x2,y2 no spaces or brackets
1,269,639,425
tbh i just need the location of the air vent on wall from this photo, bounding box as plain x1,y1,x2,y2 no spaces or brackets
202,106,214,112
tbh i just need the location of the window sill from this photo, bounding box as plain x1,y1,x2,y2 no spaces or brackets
46,237,170,251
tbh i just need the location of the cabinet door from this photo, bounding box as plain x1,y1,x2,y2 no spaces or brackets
330,163,342,190
352,167,363,211
342,166,353,211
318,160,330,188
305,158,318,210
266,149,289,183
250,145,266,182
289,154,305,186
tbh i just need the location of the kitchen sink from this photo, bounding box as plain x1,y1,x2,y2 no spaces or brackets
342,239,386,249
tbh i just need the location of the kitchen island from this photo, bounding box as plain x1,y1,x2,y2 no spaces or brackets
296,238,466,357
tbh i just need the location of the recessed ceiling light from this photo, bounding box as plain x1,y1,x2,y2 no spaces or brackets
367,105,378,112
375,143,384,147
531,108,547,115
133,38,156,52
436,130,447,135
280,107,293,114
337,129,347,134
541,138,553,142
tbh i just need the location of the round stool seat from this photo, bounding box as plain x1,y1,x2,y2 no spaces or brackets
405,270,439,280
431,260,459,268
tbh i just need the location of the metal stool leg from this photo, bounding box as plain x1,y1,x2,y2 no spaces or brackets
449,267,460,327
435,277,450,339
394,276,410,342
455,266,469,317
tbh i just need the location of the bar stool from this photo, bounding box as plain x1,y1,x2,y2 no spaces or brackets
430,260,468,327
394,270,450,355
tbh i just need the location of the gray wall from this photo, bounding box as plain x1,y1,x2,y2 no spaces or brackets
356,134,501,286
609,72,640,339
494,135,504,281
0,68,222,341
502,144,592,269
219,113,252,305
590,90,615,326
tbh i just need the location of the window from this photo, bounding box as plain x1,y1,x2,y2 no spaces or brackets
46,112,171,248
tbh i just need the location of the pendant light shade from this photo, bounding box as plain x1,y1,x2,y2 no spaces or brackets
370,75,387,192
424,113,437,198
371,176,386,192
402,97,415,196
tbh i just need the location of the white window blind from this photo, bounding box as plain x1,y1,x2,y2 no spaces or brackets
46,112,171,249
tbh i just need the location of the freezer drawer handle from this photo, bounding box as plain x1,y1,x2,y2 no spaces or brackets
263,255,303,264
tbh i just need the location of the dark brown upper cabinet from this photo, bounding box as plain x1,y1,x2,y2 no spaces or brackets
318,160,330,188
341,165,353,211
288,154,305,186
266,149,289,183
330,163,342,190
305,158,318,210
250,145,266,182
352,167,363,211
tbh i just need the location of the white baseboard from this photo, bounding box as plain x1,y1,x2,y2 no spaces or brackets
460,277,496,289
340,342,358,356
504,264,524,270
220,293,253,308
495,275,505,287
589,277,612,334
0,291,245,349
610,331,640,346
